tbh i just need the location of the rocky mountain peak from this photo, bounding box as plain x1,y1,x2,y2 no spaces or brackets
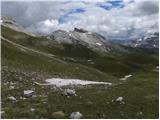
50,28,110,52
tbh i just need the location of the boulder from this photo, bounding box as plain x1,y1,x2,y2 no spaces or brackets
64,89,76,97
7,96,17,101
116,97,123,102
23,90,34,97
70,112,83,119
116,97,125,104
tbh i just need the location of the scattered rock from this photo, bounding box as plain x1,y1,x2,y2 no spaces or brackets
75,67,79,70
64,89,76,97
90,62,94,64
1,111,5,115
20,96,26,100
9,85,15,90
32,95,37,98
7,96,17,101
10,82,16,85
52,111,65,118
30,108,35,112
139,111,143,115
106,102,110,104
63,57,76,62
121,113,124,116
70,112,83,119
120,101,125,104
87,101,93,104
116,97,125,104
23,90,34,97
116,97,123,102
43,101,47,104
153,66,159,72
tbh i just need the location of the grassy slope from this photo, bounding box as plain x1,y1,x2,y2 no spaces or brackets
1,25,159,118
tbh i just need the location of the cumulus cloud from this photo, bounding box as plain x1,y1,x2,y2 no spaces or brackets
1,0,159,40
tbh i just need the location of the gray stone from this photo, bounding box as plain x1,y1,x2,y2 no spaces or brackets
23,90,34,97
7,96,17,101
64,89,76,97
70,112,83,119
30,108,35,112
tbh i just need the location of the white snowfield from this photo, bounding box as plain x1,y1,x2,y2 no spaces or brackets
35,78,112,87
45,78,112,87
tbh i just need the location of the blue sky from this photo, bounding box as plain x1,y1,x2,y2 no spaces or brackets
59,8,86,23
2,0,159,40
59,0,128,24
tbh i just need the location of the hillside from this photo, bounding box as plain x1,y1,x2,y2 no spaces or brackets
1,18,159,119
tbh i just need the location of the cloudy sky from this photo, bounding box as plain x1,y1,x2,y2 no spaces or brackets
1,0,159,40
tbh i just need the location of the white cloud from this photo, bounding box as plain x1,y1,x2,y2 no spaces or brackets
2,0,159,40
43,19,58,27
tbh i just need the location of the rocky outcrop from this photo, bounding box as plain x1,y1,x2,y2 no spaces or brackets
1,16,36,36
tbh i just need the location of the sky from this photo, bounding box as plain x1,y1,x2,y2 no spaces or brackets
1,0,159,40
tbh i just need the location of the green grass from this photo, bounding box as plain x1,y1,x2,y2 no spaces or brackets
2,68,158,118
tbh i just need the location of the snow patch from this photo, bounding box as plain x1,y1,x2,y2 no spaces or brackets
45,78,112,87
96,43,102,46
120,74,132,81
